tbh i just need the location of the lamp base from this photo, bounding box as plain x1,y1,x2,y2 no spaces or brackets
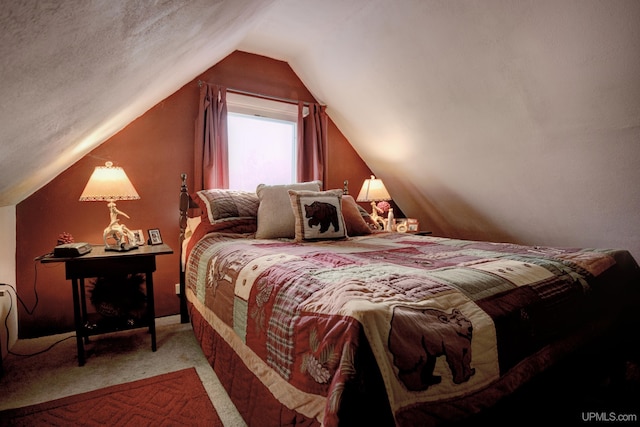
369,201,385,230
105,243,138,252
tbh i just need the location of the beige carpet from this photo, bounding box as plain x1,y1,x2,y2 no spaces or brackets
0,315,246,426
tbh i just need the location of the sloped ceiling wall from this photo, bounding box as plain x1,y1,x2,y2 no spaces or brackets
0,0,276,205
1,1,639,258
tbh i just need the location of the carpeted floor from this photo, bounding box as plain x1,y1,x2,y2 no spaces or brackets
0,315,246,426
0,367,223,426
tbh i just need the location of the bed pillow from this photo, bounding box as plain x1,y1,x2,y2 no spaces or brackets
195,189,259,224
288,189,347,242
255,181,322,239
341,195,372,236
181,216,204,271
185,216,202,240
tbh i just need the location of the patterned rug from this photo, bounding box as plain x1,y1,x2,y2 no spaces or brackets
0,367,223,426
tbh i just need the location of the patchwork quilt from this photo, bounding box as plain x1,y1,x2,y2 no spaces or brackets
185,232,639,426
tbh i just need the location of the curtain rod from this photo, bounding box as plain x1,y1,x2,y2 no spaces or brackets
197,80,321,107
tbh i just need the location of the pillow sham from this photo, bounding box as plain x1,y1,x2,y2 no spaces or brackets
255,181,322,239
288,189,347,242
341,195,372,236
195,189,259,224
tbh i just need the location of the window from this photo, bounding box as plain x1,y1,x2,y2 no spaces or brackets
227,113,296,191
227,93,306,191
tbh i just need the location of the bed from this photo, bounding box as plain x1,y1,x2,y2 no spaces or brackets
178,174,640,426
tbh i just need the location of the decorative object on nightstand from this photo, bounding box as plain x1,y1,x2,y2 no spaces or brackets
57,232,75,245
395,218,425,233
147,228,163,245
385,208,395,231
79,161,140,252
357,175,391,229
131,229,146,246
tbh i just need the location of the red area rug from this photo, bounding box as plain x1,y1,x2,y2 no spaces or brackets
0,367,223,426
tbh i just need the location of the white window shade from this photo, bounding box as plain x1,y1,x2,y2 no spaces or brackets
226,93,308,121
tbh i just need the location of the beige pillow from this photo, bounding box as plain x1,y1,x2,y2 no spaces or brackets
341,195,372,236
255,181,322,239
289,189,347,242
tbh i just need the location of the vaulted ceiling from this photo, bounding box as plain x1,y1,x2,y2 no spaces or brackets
1,1,639,256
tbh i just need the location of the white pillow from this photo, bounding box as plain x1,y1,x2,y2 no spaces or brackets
181,216,202,271
255,181,322,239
185,216,202,239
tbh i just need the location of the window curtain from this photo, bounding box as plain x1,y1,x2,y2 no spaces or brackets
194,84,228,191
297,102,327,185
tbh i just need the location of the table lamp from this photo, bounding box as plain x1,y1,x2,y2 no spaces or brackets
79,161,140,251
356,175,391,229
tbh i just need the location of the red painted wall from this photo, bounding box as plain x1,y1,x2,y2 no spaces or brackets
16,51,373,337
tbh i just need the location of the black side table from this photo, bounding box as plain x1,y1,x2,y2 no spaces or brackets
42,243,173,366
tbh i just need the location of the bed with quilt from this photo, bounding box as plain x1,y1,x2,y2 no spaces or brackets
178,176,640,426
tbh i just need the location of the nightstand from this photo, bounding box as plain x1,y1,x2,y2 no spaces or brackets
41,244,173,366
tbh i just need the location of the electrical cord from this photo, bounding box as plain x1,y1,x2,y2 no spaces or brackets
1,260,76,358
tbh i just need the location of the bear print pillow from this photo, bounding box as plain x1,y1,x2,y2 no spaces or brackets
288,189,347,242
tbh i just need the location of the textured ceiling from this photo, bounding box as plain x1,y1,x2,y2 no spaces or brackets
0,0,276,206
1,1,639,258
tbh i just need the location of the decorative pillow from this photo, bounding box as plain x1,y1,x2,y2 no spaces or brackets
255,181,322,239
195,189,259,224
341,195,372,236
354,203,380,229
288,189,347,242
357,204,372,219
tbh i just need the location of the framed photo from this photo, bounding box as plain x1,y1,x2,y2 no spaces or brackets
148,228,163,245
406,218,419,232
132,229,145,246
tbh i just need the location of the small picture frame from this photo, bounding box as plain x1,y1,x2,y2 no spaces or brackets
148,228,163,245
132,229,145,246
406,218,419,232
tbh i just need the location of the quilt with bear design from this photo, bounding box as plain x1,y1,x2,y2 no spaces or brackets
185,231,639,426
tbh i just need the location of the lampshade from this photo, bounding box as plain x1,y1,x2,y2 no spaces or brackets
356,175,391,202
79,162,140,202
80,162,140,251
